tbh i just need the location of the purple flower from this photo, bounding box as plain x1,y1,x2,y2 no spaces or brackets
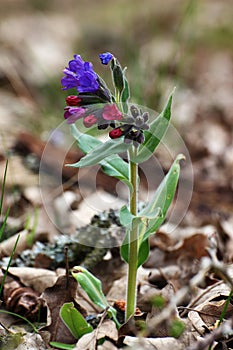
61,54,99,93
64,106,86,124
99,52,113,65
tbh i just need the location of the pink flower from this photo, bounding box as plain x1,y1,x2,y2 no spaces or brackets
83,115,98,128
102,104,122,121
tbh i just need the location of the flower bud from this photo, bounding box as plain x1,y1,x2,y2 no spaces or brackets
111,58,124,95
66,95,82,106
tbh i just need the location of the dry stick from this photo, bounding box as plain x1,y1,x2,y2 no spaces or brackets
186,316,233,350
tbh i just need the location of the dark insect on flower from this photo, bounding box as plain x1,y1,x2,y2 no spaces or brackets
109,125,144,145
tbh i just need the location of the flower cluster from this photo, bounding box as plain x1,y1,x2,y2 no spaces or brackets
109,106,149,145
62,52,149,145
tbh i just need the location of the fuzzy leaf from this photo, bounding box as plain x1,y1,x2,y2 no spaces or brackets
138,154,184,240
70,124,102,153
132,89,175,163
68,133,130,168
70,125,131,189
121,154,184,267
60,302,93,340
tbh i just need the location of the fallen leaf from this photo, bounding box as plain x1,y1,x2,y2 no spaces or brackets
41,275,83,344
7,267,59,293
74,319,118,350
123,335,183,350
3,279,43,320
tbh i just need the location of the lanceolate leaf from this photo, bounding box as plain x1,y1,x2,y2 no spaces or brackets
139,154,184,239
68,138,130,167
72,267,120,328
132,89,175,163
70,124,102,153
121,154,184,266
136,154,184,266
121,67,130,110
68,126,130,168
70,125,131,189
100,156,132,191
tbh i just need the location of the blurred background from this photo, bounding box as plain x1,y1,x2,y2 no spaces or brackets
0,0,232,229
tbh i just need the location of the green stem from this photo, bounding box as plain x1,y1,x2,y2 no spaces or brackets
126,148,138,321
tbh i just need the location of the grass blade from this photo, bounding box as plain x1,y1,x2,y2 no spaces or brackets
0,234,20,296
0,159,8,216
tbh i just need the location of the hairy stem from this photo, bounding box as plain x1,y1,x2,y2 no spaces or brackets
126,148,138,321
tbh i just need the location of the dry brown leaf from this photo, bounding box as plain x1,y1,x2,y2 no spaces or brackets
7,267,59,293
41,275,82,344
123,336,184,350
188,280,233,331
74,319,118,350
3,279,43,320
0,229,48,258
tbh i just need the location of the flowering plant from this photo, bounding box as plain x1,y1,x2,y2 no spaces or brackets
61,52,183,325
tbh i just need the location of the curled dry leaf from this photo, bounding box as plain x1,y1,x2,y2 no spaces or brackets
3,279,44,320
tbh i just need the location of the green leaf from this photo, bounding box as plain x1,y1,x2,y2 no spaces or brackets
132,89,175,163
139,154,183,238
0,159,8,216
68,127,130,168
72,267,120,328
119,205,161,264
137,238,150,268
60,302,93,339
70,125,131,190
120,205,136,228
120,229,130,263
121,67,130,107
100,156,132,191
68,138,130,168
0,207,10,242
121,154,184,267
49,342,75,350
70,124,102,153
